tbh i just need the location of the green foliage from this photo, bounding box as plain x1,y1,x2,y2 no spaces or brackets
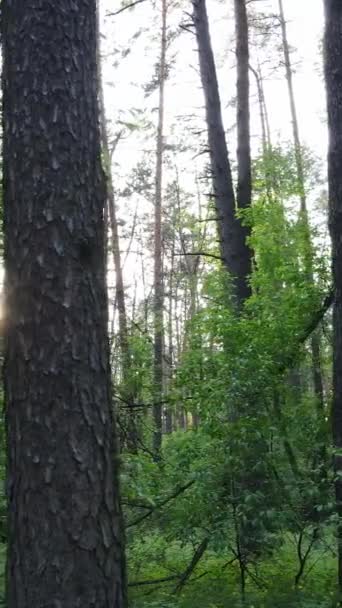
0,136,334,607
128,530,336,608
119,143,334,608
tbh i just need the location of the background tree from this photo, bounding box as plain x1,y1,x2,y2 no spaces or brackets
192,0,251,309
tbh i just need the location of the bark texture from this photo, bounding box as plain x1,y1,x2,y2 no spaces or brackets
324,0,342,590
2,2,125,606
192,0,251,308
234,0,252,278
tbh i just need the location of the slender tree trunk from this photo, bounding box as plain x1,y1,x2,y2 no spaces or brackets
97,22,139,452
249,63,271,154
258,63,272,152
279,0,325,414
98,80,129,370
153,0,167,456
278,0,306,212
164,228,175,435
2,2,126,606
324,0,342,591
249,64,275,204
192,0,252,309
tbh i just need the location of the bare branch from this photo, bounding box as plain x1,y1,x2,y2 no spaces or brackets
173,538,209,593
128,574,179,587
128,544,209,589
126,480,195,528
107,0,147,17
174,251,224,262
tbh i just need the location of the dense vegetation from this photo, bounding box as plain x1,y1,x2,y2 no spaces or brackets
1,0,341,607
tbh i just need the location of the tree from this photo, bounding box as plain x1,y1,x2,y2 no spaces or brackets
153,0,168,455
2,2,126,606
324,0,342,592
278,0,325,417
192,0,252,309
235,0,252,245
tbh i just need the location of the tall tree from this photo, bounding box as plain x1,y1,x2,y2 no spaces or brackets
2,2,126,606
324,0,342,591
278,0,306,212
192,0,252,309
153,0,168,455
279,0,325,415
235,0,252,231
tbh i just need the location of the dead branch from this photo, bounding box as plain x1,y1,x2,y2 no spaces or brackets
126,480,195,528
173,537,209,593
107,0,147,17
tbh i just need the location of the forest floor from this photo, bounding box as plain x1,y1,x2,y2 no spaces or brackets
0,537,336,607
128,536,337,608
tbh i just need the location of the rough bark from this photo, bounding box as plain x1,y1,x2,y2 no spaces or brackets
153,0,167,456
192,0,251,309
2,2,125,606
324,0,342,590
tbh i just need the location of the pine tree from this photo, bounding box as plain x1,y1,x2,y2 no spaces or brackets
2,2,126,605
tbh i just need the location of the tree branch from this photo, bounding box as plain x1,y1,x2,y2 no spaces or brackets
126,480,195,528
278,289,334,374
128,574,179,587
174,251,224,262
128,543,209,590
298,289,334,345
107,0,147,17
173,537,209,593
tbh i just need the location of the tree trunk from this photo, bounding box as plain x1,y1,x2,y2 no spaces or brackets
279,0,325,415
324,0,342,591
192,0,251,309
2,2,126,606
278,0,306,212
249,64,271,154
98,64,139,452
153,0,167,456
234,0,252,227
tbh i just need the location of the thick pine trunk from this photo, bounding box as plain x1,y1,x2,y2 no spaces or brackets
192,0,251,309
324,0,342,591
235,0,252,236
2,2,126,606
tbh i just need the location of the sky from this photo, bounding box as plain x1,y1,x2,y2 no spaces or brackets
101,0,326,157
99,0,328,293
